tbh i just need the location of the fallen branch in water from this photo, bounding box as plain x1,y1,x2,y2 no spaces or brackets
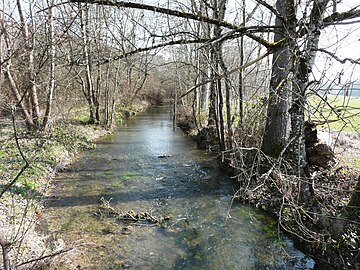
96,197,171,225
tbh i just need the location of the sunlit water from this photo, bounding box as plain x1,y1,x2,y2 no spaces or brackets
45,107,314,270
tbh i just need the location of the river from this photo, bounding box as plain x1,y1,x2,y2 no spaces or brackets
45,107,314,270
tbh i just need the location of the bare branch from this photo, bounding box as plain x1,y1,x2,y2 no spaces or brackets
315,48,360,65
254,0,285,23
179,51,270,99
16,248,74,268
323,8,360,26
67,0,278,49
0,107,29,198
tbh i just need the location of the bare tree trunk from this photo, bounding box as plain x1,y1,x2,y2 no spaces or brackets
80,3,96,124
349,176,360,207
219,54,233,151
17,0,41,128
95,60,102,123
1,241,10,270
110,59,121,126
0,19,34,127
3,64,34,127
238,0,245,126
261,1,292,157
104,59,111,127
289,0,330,205
43,0,55,131
0,219,10,270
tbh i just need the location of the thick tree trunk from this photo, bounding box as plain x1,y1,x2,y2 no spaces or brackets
207,0,227,153
261,1,292,157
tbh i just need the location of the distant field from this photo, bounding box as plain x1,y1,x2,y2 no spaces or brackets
307,94,360,132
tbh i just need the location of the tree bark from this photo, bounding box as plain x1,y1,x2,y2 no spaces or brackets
80,3,96,124
349,176,360,208
261,1,292,157
43,0,56,131
289,0,330,205
17,0,41,128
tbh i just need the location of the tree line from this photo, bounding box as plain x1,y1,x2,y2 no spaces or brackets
1,0,359,268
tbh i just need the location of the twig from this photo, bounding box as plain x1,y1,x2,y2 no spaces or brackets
16,248,74,268
0,107,29,198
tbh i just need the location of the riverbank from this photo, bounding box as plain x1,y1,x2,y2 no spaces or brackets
0,103,148,269
177,115,359,270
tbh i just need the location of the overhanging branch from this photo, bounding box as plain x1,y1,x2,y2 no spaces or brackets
315,48,360,65
68,0,278,49
323,8,360,26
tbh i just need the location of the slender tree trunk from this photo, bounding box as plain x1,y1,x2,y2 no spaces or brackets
3,63,34,127
0,20,34,127
80,3,96,124
111,59,121,126
217,68,225,151
289,0,330,205
17,0,41,128
219,54,233,151
349,176,360,207
1,241,10,270
238,0,245,126
43,0,55,131
95,61,102,123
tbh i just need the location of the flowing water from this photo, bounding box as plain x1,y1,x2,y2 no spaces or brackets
45,107,314,270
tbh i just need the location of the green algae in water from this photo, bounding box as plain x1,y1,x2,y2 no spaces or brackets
121,171,138,181
262,219,278,239
237,207,279,240
103,170,114,176
111,181,123,188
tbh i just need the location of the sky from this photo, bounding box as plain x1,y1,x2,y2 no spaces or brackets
313,0,360,85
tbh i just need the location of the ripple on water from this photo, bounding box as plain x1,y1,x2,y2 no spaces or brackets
45,107,315,270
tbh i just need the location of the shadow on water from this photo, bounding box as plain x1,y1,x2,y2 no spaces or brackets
44,107,315,270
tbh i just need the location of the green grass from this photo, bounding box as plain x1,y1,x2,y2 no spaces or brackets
308,95,360,132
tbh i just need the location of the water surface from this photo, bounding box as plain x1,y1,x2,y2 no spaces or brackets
45,107,314,269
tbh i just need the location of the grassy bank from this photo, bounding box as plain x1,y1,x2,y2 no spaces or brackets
0,103,148,269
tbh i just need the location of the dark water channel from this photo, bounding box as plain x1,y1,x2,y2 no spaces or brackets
45,107,314,270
